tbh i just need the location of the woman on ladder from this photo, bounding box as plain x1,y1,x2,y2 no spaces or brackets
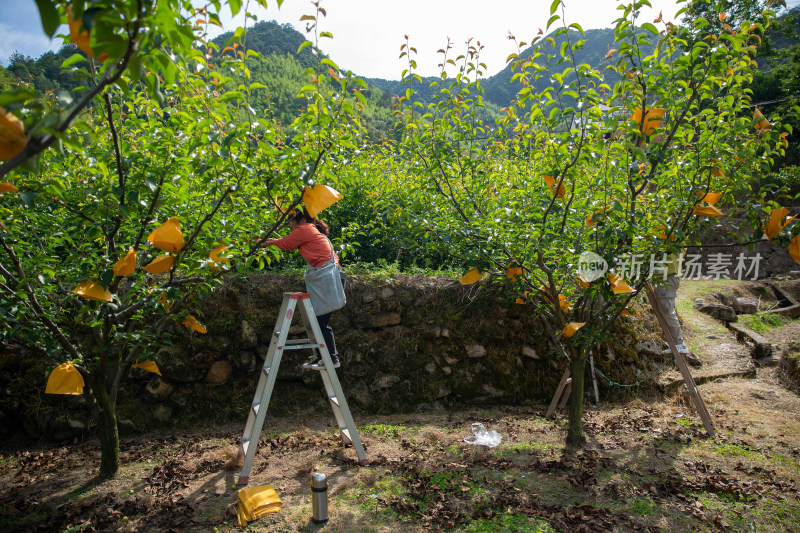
261,208,346,369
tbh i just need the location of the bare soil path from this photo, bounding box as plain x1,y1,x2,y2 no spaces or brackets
656,280,757,392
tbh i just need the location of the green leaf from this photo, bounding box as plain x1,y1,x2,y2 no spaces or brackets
321,58,338,71
550,0,561,16
34,0,60,38
641,22,659,35
220,91,243,103
61,53,87,69
249,82,267,90
297,41,312,53
20,191,36,208
0,88,35,108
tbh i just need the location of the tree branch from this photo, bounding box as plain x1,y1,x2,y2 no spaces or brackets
0,10,143,180
0,233,82,360
0,261,20,287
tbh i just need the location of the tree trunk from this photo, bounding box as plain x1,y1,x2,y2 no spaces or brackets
566,348,586,447
97,393,120,479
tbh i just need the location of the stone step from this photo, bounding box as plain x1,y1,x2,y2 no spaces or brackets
728,322,773,358
657,367,756,392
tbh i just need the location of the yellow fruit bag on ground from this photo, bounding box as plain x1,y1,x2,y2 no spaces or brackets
237,484,283,526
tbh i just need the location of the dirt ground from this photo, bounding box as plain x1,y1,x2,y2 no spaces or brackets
2,280,800,533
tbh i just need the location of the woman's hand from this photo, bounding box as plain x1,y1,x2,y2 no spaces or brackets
249,235,271,249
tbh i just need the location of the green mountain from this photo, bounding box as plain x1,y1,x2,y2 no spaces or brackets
365,27,629,110
211,20,317,69
371,9,800,109
483,28,625,108
4,44,88,95
363,26,640,121
5,12,797,146
213,21,396,139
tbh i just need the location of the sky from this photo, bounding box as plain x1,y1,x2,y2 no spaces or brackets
3,0,800,80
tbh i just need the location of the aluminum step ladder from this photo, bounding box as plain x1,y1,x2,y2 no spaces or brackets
237,292,367,485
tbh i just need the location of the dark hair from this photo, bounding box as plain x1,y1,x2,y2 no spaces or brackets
291,207,329,236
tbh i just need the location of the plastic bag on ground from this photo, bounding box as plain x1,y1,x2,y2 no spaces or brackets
463,422,501,447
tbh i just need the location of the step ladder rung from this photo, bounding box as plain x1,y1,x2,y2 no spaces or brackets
329,395,340,407
252,402,260,415
285,338,311,345
262,366,271,375
242,438,250,455
282,343,319,350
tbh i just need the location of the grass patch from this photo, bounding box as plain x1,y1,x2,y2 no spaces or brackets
447,443,466,458
697,493,800,532
765,453,800,472
494,442,536,456
344,473,407,511
754,497,800,531
711,442,762,460
629,496,659,517
359,424,406,439
456,513,556,532
492,440,557,457
701,441,800,473
0,515,20,528
0,455,15,475
739,313,785,334
426,469,463,490
344,260,460,280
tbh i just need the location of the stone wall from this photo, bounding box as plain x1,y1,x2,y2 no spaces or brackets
0,273,652,442
689,211,800,279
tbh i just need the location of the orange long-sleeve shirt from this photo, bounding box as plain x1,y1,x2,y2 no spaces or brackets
265,223,338,267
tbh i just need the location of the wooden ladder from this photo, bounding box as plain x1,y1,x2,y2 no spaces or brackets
545,284,714,438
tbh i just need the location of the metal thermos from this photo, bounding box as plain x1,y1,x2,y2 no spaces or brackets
311,472,329,524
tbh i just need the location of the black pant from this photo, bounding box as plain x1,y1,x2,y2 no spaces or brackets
315,273,345,357
316,311,337,357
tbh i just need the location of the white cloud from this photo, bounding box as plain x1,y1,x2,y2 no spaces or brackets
210,0,683,80
1,24,51,64
7,0,799,77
